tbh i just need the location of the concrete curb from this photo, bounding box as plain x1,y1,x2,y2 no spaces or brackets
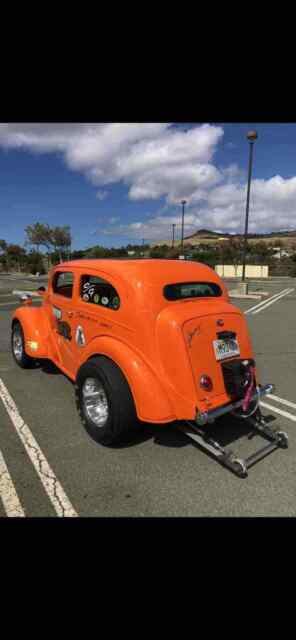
12,290,41,298
229,291,263,299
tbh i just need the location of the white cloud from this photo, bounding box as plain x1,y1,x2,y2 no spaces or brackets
0,122,223,205
96,190,108,200
1,123,296,238
106,173,296,241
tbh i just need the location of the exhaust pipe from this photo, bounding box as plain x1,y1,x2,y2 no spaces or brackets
196,384,274,426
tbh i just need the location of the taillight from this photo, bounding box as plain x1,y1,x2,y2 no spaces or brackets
200,375,213,391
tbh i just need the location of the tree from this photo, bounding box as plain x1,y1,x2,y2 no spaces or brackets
25,223,52,253
0,239,7,271
50,226,71,263
149,244,170,258
6,244,26,272
25,250,46,275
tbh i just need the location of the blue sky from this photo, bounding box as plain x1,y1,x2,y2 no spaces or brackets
1,123,296,250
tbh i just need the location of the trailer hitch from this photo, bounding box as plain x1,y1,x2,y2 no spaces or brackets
180,407,288,478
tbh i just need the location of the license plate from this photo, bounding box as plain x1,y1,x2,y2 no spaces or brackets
213,338,240,361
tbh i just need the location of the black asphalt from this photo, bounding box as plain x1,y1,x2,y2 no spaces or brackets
0,275,295,516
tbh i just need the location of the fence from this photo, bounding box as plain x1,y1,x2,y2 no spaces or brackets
215,265,269,278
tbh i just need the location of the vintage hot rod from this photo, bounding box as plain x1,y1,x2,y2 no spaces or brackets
11,259,288,477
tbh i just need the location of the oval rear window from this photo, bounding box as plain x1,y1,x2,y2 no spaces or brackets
163,282,222,301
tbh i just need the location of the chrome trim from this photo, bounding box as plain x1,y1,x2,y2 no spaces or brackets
196,384,274,426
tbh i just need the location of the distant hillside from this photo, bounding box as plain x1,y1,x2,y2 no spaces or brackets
185,229,222,239
151,228,296,249
185,228,296,241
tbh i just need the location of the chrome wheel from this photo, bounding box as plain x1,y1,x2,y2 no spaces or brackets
82,377,109,428
12,327,23,361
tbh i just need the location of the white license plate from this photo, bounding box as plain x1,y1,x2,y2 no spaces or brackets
213,338,240,361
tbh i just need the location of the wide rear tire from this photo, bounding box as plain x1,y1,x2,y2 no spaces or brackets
75,356,138,446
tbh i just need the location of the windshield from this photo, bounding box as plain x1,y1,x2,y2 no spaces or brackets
163,281,222,301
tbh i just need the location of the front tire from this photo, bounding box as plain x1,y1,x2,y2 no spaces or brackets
11,321,35,369
75,356,138,445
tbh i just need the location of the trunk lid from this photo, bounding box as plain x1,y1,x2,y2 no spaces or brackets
181,301,253,401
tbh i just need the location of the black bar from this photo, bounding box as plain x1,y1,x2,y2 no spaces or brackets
245,442,279,469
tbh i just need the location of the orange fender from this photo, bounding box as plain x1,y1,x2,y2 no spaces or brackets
12,306,50,359
79,337,176,423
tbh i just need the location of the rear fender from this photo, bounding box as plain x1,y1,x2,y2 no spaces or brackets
79,337,176,423
12,306,50,358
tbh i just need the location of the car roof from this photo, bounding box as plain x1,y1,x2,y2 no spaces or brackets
56,259,221,285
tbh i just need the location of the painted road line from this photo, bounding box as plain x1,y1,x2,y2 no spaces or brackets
0,301,18,307
244,289,291,314
0,378,78,517
0,450,25,517
252,288,294,315
268,394,296,412
260,401,296,423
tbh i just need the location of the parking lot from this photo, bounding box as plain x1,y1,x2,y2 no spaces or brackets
0,273,296,517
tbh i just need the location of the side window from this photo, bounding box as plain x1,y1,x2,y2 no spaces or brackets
80,274,120,310
53,272,74,299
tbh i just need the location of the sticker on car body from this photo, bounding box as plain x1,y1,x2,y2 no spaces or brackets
75,325,86,346
53,306,62,320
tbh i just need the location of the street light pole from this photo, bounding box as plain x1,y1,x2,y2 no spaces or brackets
172,224,176,248
181,200,187,252
242,130,258,282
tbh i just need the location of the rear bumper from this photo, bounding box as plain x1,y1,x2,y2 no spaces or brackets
196,384,274,426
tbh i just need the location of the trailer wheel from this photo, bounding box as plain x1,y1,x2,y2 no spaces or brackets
11,321,35,369
75,356,138,446
276,431,289,448
231,458,248,478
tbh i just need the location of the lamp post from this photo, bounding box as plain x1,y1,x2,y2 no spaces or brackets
172,224,176,248
181,200,187,252
242,130,258,283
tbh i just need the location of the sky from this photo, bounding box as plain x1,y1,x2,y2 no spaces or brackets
1,122,296,250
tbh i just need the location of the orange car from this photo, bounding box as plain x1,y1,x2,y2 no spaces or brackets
11,259,288,477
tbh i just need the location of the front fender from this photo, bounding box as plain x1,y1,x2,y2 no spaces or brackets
80,337,176,423
12,306,50,358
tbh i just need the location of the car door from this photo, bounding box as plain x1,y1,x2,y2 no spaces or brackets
49,269,81,375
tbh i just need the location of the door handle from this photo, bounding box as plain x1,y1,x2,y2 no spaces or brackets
67,311,74,318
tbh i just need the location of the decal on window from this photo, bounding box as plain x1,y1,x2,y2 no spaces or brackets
101,296,109,306
82,282,95,298
94,294,100,304
111,296,120,309
83,293,90,302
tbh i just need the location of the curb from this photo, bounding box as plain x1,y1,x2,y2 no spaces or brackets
12,290,41,298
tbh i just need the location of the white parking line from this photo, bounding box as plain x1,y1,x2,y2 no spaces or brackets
244,289,291,314
268,394,296,412
0,378,78,517
0,450,25,517
0,301,18,307
260,401,296,423
251,289,294,315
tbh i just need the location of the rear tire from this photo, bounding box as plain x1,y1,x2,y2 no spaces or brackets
75,356,138,446
11,321,35,369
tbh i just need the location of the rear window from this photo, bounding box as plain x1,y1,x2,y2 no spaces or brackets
80,274,120,310
163,282,222,301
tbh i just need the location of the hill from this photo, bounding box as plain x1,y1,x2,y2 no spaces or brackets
152,229,296,248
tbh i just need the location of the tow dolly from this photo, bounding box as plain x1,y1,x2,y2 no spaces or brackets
179,384,289,478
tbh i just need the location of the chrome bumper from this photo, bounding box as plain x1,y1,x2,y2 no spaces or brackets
196,384,274,426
